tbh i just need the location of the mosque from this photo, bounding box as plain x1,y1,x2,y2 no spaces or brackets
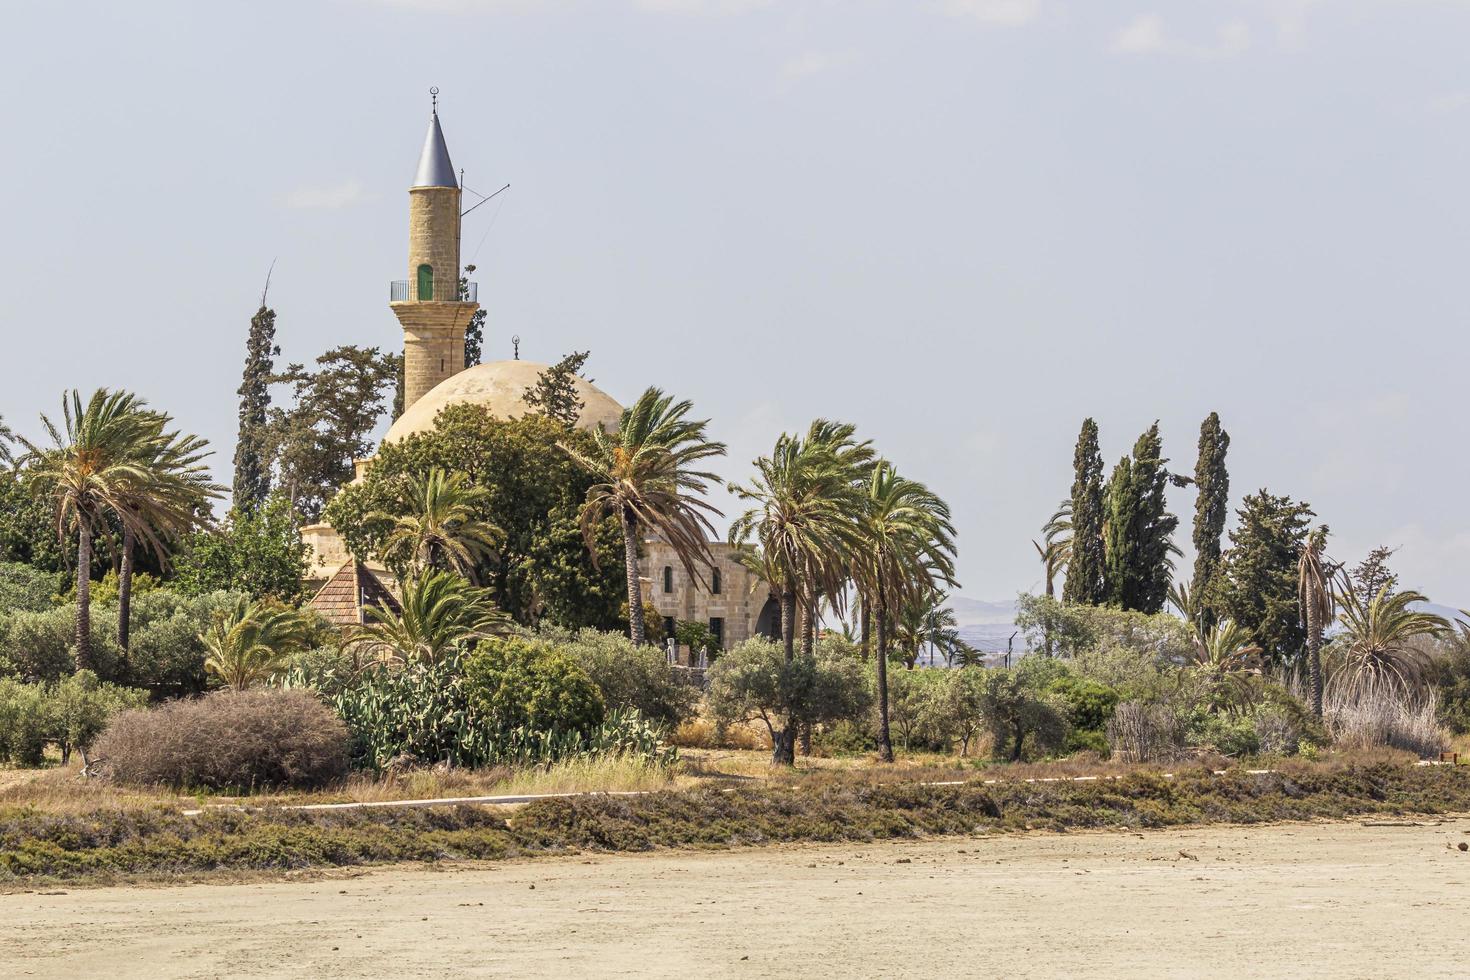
303,96,780,653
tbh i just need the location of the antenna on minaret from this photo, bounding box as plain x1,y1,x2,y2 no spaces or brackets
512,335,521,360
430,86,439,112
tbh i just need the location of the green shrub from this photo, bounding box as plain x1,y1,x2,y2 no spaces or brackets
1048,673,1122,754
538,626,698,728
976,659,1069,761
0,562,61,615
0,671,148,766
95,688,350,790
1192,713,1260,757
463,637,605,737
812,718,874,756
707,638,872,748
885,668,952,752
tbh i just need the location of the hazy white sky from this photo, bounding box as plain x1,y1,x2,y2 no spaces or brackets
2,0,1468,603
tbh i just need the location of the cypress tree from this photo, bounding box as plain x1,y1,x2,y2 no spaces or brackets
232,295,279,512
1062,418,1106,605
1103,422,1178,613
1213,490,1314,663
1191,412,1230,625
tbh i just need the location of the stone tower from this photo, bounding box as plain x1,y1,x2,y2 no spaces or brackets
392,95,479,410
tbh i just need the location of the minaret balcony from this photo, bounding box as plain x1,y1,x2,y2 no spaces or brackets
390,280,477,303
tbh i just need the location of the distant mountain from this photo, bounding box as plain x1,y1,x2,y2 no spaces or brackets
951,596,1021,654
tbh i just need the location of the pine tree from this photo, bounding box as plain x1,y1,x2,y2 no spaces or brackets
232,294,278,512
1349,545,1399,606
524,351,591,428
1191,412,1230,625
1212,490,1314,663
1062,418,1106,605
1103,422,1178,613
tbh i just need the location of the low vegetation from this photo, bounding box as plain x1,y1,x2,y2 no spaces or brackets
3,761,1468,883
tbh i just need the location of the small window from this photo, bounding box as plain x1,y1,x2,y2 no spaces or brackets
708,616,724,651
663,566,674,594
416,263,434,300
711,568,722,595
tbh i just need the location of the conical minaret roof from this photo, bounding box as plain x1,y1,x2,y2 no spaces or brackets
413,108,457,189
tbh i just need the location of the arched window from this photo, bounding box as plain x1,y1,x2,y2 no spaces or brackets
663,566,674,594
711,568,722,595
416,263,434,300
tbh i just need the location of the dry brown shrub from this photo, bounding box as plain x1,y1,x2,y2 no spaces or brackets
672,717,769,751
94,689,350,791
1107,701,1184,763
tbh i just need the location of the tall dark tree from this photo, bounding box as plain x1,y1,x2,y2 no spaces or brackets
266,345,399,523
1103,422,1178,613
524,351,591,428
1349,545,1399,608
1212,490,1314,664
232,293,278,512
1191,412,1230,626
1062,418,1106,605
461,271,484,368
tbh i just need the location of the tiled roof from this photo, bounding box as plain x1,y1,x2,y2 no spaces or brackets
308,561,401,626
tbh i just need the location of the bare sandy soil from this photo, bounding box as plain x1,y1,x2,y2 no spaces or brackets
4,819,1469,979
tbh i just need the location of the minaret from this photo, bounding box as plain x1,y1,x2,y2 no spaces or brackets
392,90,479,411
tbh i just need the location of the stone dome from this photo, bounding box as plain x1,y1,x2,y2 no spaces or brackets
383,359,624,445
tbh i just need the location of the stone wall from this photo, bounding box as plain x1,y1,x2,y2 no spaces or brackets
641,538,775,650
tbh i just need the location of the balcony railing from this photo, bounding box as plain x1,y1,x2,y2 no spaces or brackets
390,280,478,303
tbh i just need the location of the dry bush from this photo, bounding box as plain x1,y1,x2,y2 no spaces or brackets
94,689,350,791
672,717,769,751
1106,701,1183,763
1323,678,1448,759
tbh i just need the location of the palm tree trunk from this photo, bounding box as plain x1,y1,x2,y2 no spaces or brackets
118,526,135,657
772,587,798,766
75,520,93,673
1307,605,1324,718
860,602,871,660
875,581,894,763
620,510,645,646
801,599,816,656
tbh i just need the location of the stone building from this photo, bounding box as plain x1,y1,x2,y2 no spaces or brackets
306,95,774,653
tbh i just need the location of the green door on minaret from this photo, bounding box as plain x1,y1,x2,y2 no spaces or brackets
417,264,434,301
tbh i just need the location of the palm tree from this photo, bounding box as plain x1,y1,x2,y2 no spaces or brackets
729,428,863,765
1331,585,1449,695
1297,526,1333,717
1031,500,1071,599
1188,619,1262,715
561,387,726,646
853,461,957,763
116,419,218,653
1168,579,1206,642
372,468,504,580
349,570,510,667
17,390,194,672
795,421,874,654
202,598,313,691
0,416,13,464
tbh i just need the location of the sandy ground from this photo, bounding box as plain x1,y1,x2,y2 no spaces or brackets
4,819,1469,979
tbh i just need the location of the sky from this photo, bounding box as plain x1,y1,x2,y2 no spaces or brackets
2,0,1468,605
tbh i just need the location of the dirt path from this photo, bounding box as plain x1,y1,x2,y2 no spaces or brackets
4,819,1469,978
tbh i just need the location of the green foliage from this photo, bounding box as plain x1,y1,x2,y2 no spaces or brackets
308,652,671,771
0,562,62,615
233,302,279,512
1211,490,1314,664
536,625,698,728
1191,712,1260,758
674,619,716,654
1103,422,1178,614
1191,412,1230,625
202,597,314,691
1014,593,1192,698
0,588,241,696
325,407,627,631
172,495,309,603
0,671,148,765
0,473,66,572
1063,418,1106,605
707,637,872,741
462,637,606,737
523,350,590,427
884,668,953,752
1047,672,1121,754
266,345,399,523
976,658,1069,761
